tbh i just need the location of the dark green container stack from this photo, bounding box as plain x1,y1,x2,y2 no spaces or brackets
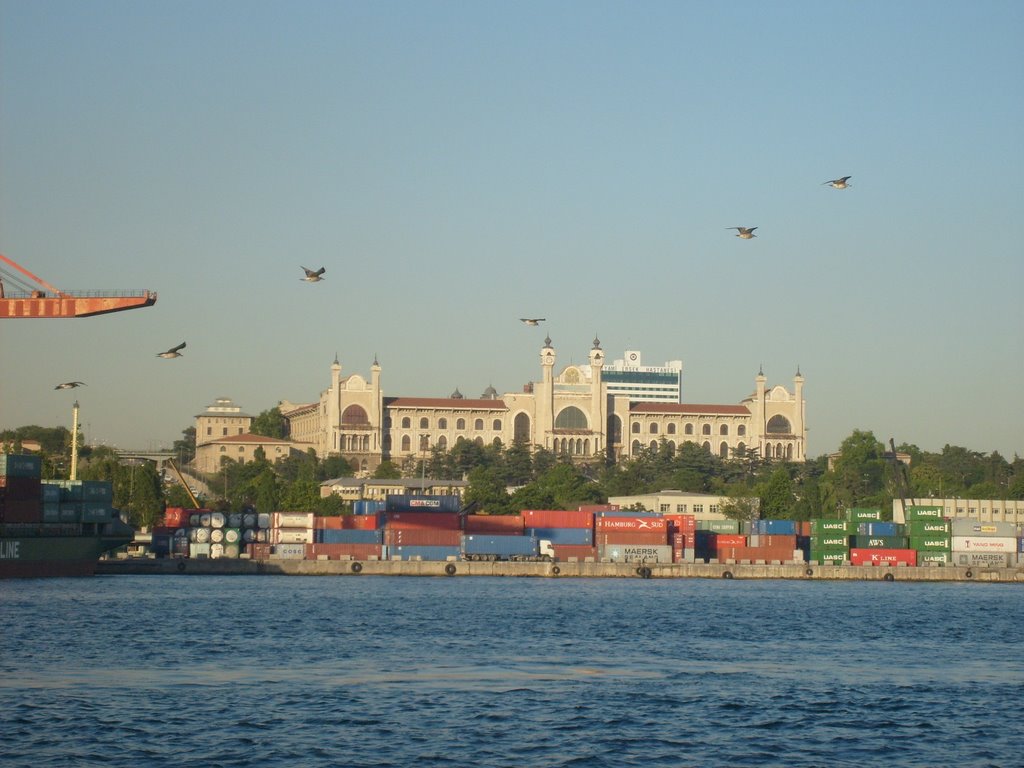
697,519,741,534
847,507,882,522
905,505,944,521
41,479,116,524
852,534,909,549
908,518,951,561
809,519,854,563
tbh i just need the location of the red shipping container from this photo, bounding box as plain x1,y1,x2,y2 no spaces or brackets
850,548,917,566
386,528,461,547
521,510,594,529
464,514,525,534
551,544,597,561
664,514,697,534
719,545,799,562
163,507,190,527
1,498,42,523
672,532,694,549
306,543,381,560
596,516,667,533
246,543,272,559
763,534,798,548
0,476,41,500
595,530,668,546
714,534,747,548
385,511,460,530
578,504,619,513
315,516,344,529
315,515,380,530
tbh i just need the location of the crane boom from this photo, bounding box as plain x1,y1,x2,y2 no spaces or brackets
167,459,202,509
0,252,157,318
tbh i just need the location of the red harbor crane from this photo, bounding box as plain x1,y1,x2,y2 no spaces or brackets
0,252,157,318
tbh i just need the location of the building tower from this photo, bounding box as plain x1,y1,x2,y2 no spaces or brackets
589,336,605,456
538,336,556,451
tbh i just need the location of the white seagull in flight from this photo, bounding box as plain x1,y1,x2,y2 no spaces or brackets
301,266,326,282
157,342,186,359
55,381,86,390
823,176,852,189
727,227,758,239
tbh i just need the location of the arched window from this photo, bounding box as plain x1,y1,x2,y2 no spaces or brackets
474,418,484,430
438,418,447,429
650,423,659,434
514,412,530,443
401,435,411,452
475,437,484,446
702,424,711,436
738,425,746,437
786,444,794,460
555,406,588,430
737,441,745,455
667,423,676,435
419,417,429,429
631,440,642,455
632,422,641,434
720,424,729,435
401,417,411,429
341,405,369,427
492,419,501,431
457,418,466,430
767,415,791,434
702,441,711,452
719,441,729,458
649,440,658,452
685,423,694,435
419,434,429,451
493,437,502,447
437,436,448,450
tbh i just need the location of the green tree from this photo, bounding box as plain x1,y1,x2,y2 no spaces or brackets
250,407,288,439
464,465,513,515
759,468,796,519
373,460,402,479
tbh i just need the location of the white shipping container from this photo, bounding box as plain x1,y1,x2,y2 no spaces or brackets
951,536,1016,553
271,528,314,544
210,511,226,529
599,544,673,563
210,543,225,559
950,519,1017,537
271,543,306,559
273,512,315,528
189,542,211,558
953,552,1012,568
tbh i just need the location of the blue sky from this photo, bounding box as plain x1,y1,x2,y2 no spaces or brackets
1,1,1022,459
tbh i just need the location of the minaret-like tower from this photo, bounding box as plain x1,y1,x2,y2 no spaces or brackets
754,366,767,458
371,355,382,453
589,336,605,454
328,354,343,453
793,366,805,460
538,336,556,451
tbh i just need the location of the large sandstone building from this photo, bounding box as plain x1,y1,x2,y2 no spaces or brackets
277,337,806,475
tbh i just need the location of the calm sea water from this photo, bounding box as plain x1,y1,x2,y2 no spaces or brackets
1,575,1023,767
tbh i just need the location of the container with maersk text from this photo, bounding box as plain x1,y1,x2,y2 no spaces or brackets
599,544,673,564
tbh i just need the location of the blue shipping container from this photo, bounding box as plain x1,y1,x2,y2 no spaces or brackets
388,545,461,561
751,520,799,535
385,494,462,513
528,527,594,546
857,522,903,537
315,529,383,545
461,534,538,557
353,500,387,516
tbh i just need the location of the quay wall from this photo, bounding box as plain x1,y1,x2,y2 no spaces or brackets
98,557,1024,582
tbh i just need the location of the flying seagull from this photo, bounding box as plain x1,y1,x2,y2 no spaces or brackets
157,342,186,359
55,381,86,390
520,318,545,326
727,227,758,239
823,176,852,189
301,266,326,282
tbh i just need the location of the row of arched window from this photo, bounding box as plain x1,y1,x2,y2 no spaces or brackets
395,415,503,432
631,440,748,458
631,421,748,437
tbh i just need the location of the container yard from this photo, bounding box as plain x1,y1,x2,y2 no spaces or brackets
101,496,1024,582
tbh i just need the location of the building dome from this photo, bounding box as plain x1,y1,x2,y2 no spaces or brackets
480,385,498,399
450,388,464,399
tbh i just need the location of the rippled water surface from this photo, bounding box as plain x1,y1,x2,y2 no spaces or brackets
2,576,1023,767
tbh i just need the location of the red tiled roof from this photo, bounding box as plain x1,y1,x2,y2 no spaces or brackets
630,403,750,416
386,397,507,410
206,433,293,445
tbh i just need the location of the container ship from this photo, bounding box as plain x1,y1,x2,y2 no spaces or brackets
0,453,135,578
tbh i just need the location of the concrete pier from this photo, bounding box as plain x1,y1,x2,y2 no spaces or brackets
97,557,1024,582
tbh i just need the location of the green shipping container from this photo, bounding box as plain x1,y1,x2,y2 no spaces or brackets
917,551,952,564
905,505,944,521
852,535,909,549
910,536,951,552
847,507,882,522
809,548,849,564
80,503,114,523
810,535,850,549
697,519,740,534
908,520,952,536
810,519,856,535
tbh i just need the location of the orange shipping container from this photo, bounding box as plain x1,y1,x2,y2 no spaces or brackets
551,544,597,561
305,543,381,560
595,530,668,547
464,515,525,534
522,509,594,528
